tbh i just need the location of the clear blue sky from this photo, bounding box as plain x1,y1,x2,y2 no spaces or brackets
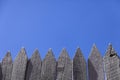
0,0,120,60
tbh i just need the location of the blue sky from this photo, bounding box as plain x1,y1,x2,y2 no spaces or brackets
0,0,120,60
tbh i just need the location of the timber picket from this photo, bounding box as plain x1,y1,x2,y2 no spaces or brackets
11,48,28,80
104,44,120,80
88,44,104,80
1,52,12,80
56,48,72,80
40,49,56,80
73,48,87,80
26,49,42,80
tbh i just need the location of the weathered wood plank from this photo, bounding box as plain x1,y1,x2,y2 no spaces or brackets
56,48,72,80
11,48,28,80
104,44,120,80
26,49,42,80
88,44,104,80
41,49,56,80
2,52,12,80
73,48,87,80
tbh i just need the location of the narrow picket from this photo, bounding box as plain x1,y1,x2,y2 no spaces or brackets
73,48,87,80
1,52,12,80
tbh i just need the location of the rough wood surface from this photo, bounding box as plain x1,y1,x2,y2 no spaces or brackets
41,49,56,80
0,45,119,80
26,49,42,80
2,52,12,80
11,48,28,80
88,44,104,80
104,44,120,80
73,48,87,80
56,48,72,80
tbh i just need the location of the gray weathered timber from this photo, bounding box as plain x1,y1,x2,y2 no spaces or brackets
26,49,42,80
73,48,87,80
104,44,120,80
88,44,104,80
56,48,72,80
11,48,28,80
1,52,12,80
0,45,120,80
0,63,2,80
41,49,56,80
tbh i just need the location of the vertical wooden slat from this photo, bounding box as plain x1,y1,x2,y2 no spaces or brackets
104,44,120,80
56,48,72,80
11,48,28,80
41,49,56,80
73,48,87,80
88,44,104,80
26,49,42,80
2,51,12,80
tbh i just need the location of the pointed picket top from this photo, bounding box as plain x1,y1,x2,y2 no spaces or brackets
11,47,28,80
14,47,27,60
2,51,13,80
26,49,42,80
21,47,26,53
104,43,117,57
57,48,71,68
19,47,27,57
43,48,56,63
44,48,55,60
73,47,86,63
89,44,102,59
48,48,54,56
74,47,82,57
58,48,70,60
73,47,87,80
31,49,41,61
17,47,28,61
30,49,41,65
104,43,119,60
2,51,12,64
74,47,85,61
88,44,104,80
4,51,11,57
41,48,56,80
13,47,27,61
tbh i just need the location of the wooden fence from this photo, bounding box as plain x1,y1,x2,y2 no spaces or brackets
0,44,120,80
